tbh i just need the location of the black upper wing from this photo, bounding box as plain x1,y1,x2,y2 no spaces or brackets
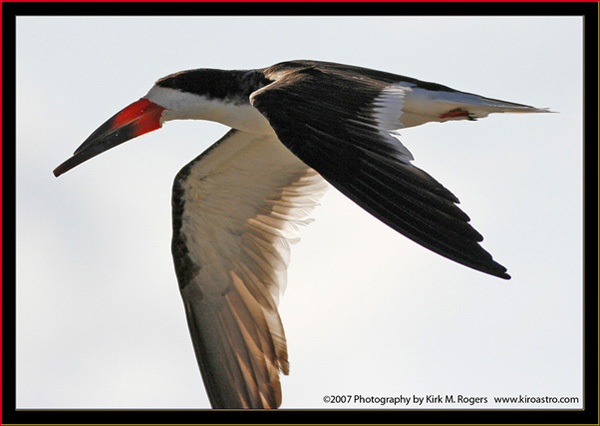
251,61,510,279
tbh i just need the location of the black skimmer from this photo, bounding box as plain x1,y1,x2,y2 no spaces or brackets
54,60,549,409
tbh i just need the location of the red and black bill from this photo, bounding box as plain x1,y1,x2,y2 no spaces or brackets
53,98,165,177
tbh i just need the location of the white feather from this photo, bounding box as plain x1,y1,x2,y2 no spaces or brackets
145,86,274,134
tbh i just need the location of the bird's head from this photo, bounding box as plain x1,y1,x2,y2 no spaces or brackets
53,69,270,177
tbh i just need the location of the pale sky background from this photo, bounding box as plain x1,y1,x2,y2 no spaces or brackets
16,16,583,410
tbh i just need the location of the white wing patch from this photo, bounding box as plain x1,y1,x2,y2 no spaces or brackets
178,132,327,302
370,84,416,163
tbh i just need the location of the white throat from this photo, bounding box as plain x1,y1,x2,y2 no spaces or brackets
145,86,274,135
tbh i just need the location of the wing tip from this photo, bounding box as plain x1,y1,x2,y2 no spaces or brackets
481,261,511,280
496,270,511,280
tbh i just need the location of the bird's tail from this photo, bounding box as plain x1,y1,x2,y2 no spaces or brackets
395,85,553,128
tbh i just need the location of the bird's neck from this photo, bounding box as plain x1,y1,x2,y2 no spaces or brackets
145,70,274,134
